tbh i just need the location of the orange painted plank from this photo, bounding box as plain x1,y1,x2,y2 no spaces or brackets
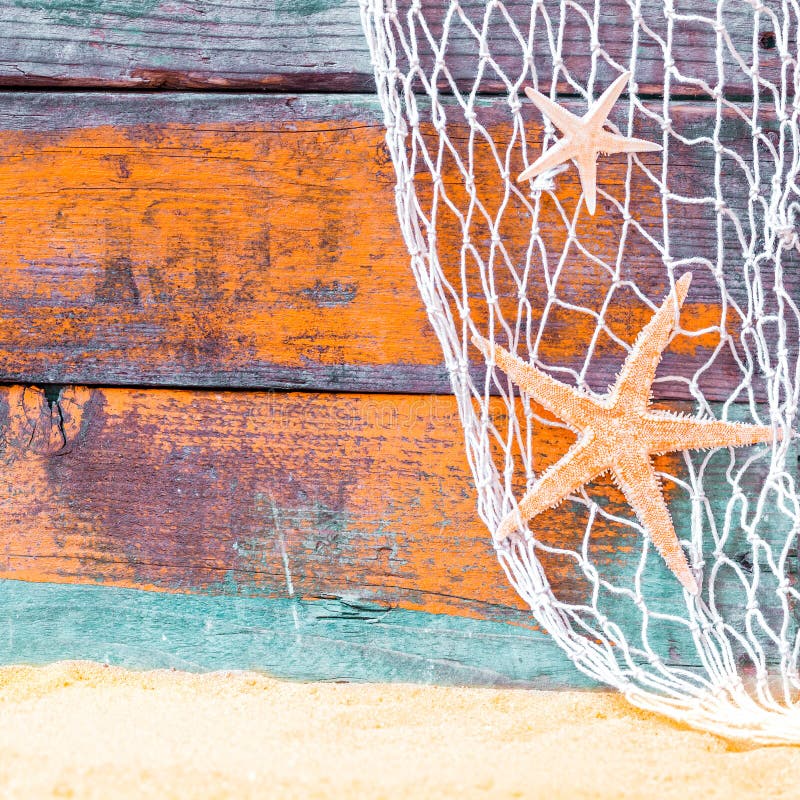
0,384,780,622
0,94,793,401
0,385,520,622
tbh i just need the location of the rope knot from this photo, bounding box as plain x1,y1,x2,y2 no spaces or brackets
768,210,799,250
776,225,799,250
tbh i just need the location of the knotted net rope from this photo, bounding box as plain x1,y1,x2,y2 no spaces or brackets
360,0,800,742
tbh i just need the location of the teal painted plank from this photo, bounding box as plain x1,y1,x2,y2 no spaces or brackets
0,579,596,688
575,407,800,671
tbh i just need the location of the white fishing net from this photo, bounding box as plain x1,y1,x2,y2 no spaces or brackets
360,0,800,742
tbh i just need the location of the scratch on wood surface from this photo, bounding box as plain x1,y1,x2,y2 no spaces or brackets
259,491,299,630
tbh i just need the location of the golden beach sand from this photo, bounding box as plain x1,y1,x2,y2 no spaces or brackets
0,661,797,799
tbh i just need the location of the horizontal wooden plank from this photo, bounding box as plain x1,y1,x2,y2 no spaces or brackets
0,385,790,645
0,385,526,624
0,93,795,400
0,579,596,686
378,1,791,99
0,1,788,98
0,0,373,92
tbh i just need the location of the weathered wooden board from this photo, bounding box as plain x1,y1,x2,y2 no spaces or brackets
0,384,788,635
0,0,795,686
0,1,787,97
0,384,530,625
0,578,595,686
0,93,794,400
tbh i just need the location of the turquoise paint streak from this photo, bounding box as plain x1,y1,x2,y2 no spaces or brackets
14,0,160,22
0,579,596,688
274,0,347,16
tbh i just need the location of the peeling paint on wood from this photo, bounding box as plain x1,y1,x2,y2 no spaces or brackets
0,384,791,643
0,1,787,96
0,578,596,686
0,0,795,685
0,93,793,399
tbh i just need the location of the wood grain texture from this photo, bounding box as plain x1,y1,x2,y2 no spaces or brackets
0,385,526,624
0,384,790,639
0,1,787,97
0,0,372,92
0,0,792,687
0,578,596,686
0,93,794,400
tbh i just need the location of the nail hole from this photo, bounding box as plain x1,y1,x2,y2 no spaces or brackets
733,551,754,573
759,30,777,50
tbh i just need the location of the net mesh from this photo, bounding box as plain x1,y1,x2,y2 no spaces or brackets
360,0,800,742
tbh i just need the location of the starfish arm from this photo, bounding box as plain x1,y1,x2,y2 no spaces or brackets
495,434,605,541
643,413,779,455
601,131,662,155
584,71,631,129
518,137,575,182
575,153,598,215
523,86,582,135
612,272,693,408
472,334,597,428
613,450,699,594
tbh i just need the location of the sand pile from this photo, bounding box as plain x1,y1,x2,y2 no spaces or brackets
0,661,796,798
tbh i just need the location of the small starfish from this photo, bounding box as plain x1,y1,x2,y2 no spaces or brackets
517,71,661,215
473,273,779,594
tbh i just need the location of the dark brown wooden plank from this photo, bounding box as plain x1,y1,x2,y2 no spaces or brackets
381,0,792,99
0,1,789,97
0,92,795,400
0,385,787,628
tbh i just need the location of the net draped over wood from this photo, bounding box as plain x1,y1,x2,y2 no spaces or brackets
360,0,800,742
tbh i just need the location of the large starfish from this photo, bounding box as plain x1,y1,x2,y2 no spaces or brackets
517,71,661,215
473,274,778,594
